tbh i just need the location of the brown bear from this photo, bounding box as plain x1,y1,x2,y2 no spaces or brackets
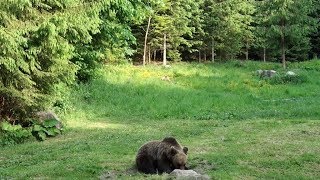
135,137,188,174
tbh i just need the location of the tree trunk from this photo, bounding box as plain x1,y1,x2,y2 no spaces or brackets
148,46,151,64
281,19,286,69
263,47,266,62
212,40,215,63
154,50,156,61
263,26,266,63
163,34,167,66
245,41,249,61
143,16,151,66
204,52,207,61
198,50,201,63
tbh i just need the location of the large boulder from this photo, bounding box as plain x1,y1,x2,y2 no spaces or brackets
34,111,62,130
256,69,277,78
169,169,210,180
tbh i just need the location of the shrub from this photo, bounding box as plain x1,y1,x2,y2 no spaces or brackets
289,60,320,71
268,72,308,85
32,118,63,141
0,121,32,146
0,113,63,146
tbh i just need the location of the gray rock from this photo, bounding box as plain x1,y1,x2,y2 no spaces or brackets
256,69,263,76
286,71,296,76
35,111,62,129
169,169,210,180
256,70,277,78
99,171,117,180
268,70,277,77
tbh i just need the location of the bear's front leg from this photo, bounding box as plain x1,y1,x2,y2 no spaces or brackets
156,160,174,174
136,155,157,174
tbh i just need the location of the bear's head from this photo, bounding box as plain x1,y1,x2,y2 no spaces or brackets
170,146,188,170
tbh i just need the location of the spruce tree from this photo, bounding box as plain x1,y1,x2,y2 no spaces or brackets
263,0,318,68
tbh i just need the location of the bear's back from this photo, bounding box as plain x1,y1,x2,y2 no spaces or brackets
136,138,181,159
137,140,161,160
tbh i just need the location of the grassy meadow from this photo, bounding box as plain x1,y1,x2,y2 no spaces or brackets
1,60,320,179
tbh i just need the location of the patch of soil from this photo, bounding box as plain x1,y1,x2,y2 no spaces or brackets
99,166,138,179
188,158,216,174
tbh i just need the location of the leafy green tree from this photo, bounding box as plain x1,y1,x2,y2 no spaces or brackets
138,0,164,65
142,0,202,64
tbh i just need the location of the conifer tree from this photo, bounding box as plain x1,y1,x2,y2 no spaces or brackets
0,0,146,122
143,0,202,64
202,0,255,60
263,0,318,68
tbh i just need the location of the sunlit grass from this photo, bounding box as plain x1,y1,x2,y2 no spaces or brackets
1,60,320,179
69,61,320,121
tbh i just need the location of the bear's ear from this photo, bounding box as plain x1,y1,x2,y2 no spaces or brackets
183,147,188,154
170,146,178,155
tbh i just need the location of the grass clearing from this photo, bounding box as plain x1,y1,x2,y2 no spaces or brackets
1,60,320,179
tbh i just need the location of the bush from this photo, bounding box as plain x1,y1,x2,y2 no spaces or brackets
32,118,63,141
268,72,308,85
289,60,320,71
0,121,32,146
0,112,63,146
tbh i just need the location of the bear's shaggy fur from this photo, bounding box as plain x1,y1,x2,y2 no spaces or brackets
136,137,188,174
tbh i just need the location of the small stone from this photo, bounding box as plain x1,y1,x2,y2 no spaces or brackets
161,76,171,81
99,171,117,180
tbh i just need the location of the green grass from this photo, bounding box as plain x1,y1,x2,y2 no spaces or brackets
1,60,320,179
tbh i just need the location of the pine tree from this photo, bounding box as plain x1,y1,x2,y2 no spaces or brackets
309,0,320,59
0,0,146,122
263,0,318,68
202,0,255,60
141,0,202,64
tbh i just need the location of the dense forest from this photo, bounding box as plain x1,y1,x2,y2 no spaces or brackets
0,0,319,123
